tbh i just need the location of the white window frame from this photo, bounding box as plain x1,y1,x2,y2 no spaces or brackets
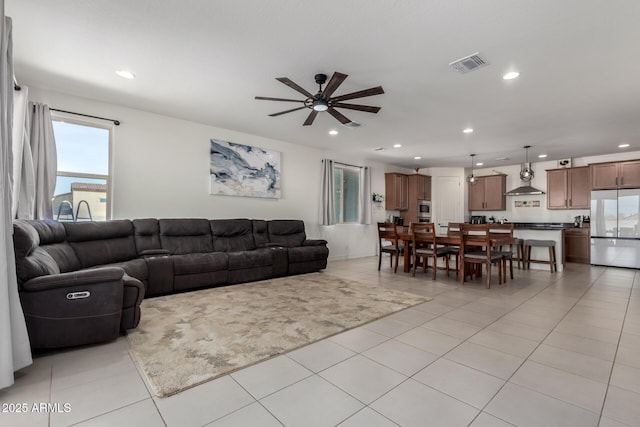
51,114,114,220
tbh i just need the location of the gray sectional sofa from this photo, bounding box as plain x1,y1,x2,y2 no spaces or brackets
13,218,329,349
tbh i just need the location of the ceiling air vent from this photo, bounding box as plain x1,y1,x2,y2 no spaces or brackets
449,52,488,74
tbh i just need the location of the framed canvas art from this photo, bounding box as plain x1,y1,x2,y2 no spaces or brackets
209,139,281,198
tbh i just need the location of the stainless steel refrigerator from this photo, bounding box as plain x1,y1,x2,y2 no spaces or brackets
590,189,640,268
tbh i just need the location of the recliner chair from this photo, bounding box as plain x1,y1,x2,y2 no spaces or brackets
13,219,144,349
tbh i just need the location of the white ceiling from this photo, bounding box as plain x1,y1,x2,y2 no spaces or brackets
6,0,640,169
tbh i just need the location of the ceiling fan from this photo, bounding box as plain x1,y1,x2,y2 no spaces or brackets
255,72,384,126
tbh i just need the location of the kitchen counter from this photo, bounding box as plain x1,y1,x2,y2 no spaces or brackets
511,222,576,230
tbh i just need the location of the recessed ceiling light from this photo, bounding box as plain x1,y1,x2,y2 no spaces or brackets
476,162,484,166
414,156,422,160
619,143,630,148
115,70,135,79
373,147,385,151
503,71,520,80
393,144,402,148
538,154,547,158
463,128,474,134
328,130,338,135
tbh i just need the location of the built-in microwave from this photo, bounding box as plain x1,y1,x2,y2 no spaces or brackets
418,200,431,219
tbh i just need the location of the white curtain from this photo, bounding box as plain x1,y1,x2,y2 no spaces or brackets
11,85,31,219
0,10,32,390
319,159,336,225
27,102,57,220
359,166,372,224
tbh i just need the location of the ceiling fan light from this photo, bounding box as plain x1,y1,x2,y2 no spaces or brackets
312,99,329,112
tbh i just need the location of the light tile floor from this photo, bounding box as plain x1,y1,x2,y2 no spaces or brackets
1,256,640,426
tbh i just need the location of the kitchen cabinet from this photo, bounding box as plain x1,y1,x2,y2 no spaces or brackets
468,175,506,211
546,167,590,209
591,160,640,189
408,174,431,201
385,173,408,210
564,228,590,264
404,174,431,224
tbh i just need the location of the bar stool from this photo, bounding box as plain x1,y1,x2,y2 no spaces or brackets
523,239,557,273
513,238,525,269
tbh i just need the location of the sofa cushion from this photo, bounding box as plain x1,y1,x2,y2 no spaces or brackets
287,245,330,264
267,220,306,248
132,218,161,253
227,248,273,270
252,220,269,247
211,219,256,252
63,221,137,268
159,219,213,255
172,252,228,275
13,220,80,284
100,258,149,282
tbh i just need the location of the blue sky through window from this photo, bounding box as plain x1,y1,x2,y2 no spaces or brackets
52,120,109,196
53,120,108,174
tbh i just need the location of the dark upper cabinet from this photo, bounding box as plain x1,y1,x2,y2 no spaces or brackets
469,175,506,211
591,160,640,189
547,167,590,209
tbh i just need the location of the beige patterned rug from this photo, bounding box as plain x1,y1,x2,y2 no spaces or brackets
127,272,430,397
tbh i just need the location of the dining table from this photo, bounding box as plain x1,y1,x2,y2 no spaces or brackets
398,231,513,284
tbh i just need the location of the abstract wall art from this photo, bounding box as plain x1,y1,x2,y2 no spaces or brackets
209,139,281,198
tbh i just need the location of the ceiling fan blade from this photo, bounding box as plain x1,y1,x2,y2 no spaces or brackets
321,72,348,99
303,110,319,126
331,103,381,114
255,96,305,103
276,77,314,98
331,86,385,102
327,107,352,125
269,106,308,117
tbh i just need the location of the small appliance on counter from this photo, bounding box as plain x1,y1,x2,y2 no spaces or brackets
574,216,582,227
393,216,404,226
470,215,487,224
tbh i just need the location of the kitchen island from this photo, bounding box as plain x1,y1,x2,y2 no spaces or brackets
512,222,576,272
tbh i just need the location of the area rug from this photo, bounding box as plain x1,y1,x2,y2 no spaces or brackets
127,272,430,397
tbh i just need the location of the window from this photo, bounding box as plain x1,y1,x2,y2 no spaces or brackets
334,165,360,223
51,119,111,221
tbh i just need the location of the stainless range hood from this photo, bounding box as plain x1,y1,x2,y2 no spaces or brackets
506,150,546,196
505,184,545,196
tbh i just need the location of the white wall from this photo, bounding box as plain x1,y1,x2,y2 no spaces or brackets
28,87,387,260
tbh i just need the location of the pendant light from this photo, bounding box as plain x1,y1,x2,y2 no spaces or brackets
467,154,476,184
520,145,534,182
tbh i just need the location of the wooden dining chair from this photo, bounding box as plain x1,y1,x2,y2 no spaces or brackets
411,222,450,279
488,223,515,281
377,222,403,273
445,222,462,274
460,223,503,288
